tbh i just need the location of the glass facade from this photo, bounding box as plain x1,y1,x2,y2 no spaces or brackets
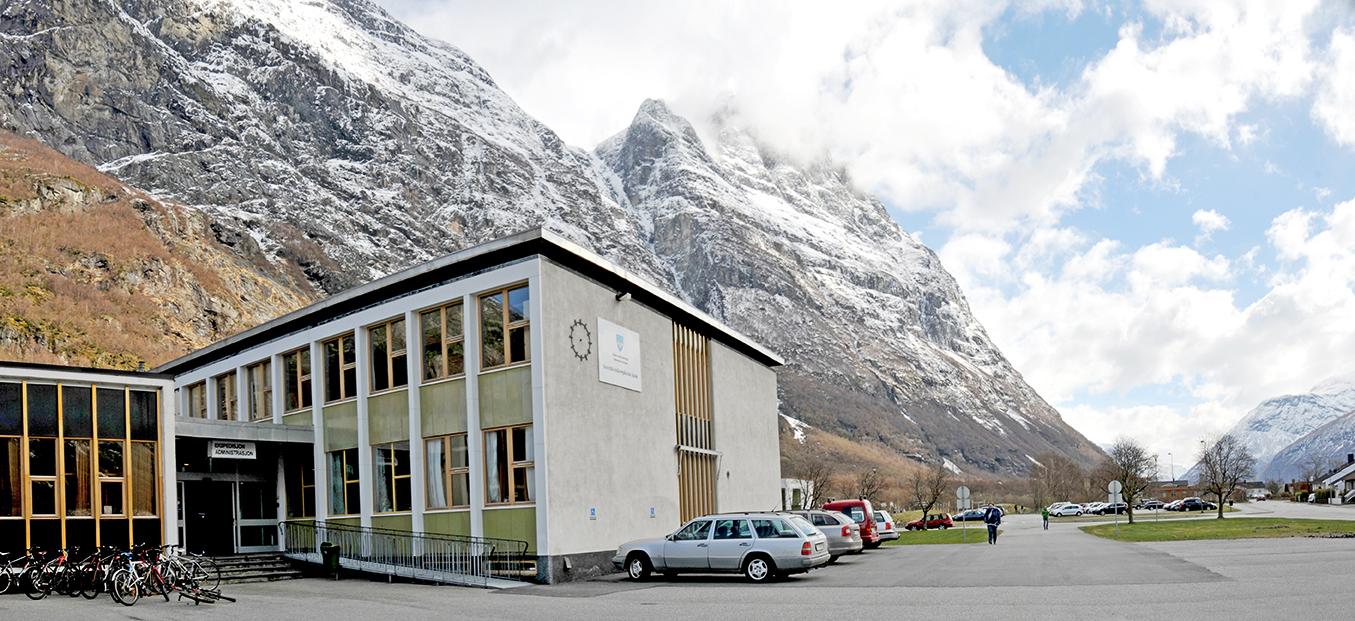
0,380,161,552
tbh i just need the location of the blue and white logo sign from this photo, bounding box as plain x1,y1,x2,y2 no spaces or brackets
598,318,642,392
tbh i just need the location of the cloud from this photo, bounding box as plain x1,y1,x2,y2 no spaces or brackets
1192,209,1230,234
1313,28,1355,147
379,0,1331,236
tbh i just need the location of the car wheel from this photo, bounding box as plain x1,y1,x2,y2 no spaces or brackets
743,555,775,583
940,525,949,530
828,555,839,565
625,554,652,581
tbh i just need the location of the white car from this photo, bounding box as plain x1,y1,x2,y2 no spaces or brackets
1084,502,1106,515
1050,504,1083,517
873,510,900,542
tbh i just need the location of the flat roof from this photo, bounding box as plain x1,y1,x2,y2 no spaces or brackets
0,359,174,380
156,228,783,375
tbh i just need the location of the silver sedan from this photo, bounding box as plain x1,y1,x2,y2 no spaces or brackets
787,510,863,560
612,512,832,583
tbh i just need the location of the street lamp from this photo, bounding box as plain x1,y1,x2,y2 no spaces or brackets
1168,452,1174,481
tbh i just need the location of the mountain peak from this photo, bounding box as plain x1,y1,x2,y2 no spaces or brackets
1312,375,1355,396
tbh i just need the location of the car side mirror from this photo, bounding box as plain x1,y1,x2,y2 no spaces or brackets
665,534,674,542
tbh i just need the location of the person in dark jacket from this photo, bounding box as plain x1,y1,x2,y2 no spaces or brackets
984,505,1002,544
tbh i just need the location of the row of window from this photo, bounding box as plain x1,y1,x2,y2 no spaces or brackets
184,285,530,419
1,437,157,519
317,424,535,516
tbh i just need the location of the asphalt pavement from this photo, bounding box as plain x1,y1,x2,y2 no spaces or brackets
4,504,1353,620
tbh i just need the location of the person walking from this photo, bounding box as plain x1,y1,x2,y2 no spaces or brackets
984,505,1002,544
1041,506,1049,530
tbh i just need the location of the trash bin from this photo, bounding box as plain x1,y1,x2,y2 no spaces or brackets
320,542,340,580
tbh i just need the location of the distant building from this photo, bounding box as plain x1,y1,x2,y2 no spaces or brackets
1149,479,1195,502
780,479,813,510
1320,454,1355,505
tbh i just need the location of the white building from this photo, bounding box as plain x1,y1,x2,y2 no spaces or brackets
1,228,784,583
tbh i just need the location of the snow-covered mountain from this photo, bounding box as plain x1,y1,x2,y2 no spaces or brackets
1187,377,1355,481
1265,409,1355,482
0,0,1102,474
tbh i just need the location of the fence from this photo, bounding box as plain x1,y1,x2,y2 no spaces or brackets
279,520,532,588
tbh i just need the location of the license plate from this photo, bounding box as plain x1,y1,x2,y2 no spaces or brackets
815,543,824,551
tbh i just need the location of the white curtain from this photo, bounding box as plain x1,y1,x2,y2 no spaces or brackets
425,439,447,509
486,431,502,502
373,447,392,512
329,453,345,514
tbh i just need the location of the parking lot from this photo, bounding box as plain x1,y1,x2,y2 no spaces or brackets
4,503,1353,620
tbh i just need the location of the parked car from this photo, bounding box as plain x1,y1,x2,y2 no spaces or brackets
905,513,954,530
1136,500,1164,511
1050,504,1083,517
1180,497,1216,511
874,511,900,542
1163,499,1184,511
1099,502,1128,515
824,499,882,548
1084,502,1106,515
953,509,987,522
613,512,831,582
1046,502,1072,513
788,510,863,561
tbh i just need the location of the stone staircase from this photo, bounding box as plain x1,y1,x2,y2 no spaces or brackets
213,553,305,584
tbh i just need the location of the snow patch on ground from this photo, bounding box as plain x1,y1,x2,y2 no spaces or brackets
779,413,812,444
1026,454,1043,467
942,458,963,475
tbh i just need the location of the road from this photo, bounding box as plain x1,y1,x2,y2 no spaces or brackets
4,503,1353,620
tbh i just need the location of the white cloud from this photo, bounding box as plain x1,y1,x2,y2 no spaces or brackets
1192,209,1230,234
1313,28,1355,147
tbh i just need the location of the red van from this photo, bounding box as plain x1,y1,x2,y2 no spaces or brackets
823,499,881,548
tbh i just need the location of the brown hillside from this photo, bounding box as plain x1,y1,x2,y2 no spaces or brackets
0,132,315,369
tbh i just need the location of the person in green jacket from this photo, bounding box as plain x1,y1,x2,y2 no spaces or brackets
1041,507,1050,530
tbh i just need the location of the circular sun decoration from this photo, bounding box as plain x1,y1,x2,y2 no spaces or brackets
569,319,592,361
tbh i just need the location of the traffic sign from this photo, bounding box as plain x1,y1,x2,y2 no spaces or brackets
957,486,971,500
1108,480,1123,494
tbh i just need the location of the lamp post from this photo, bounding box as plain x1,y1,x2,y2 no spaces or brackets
1168,452,1174,482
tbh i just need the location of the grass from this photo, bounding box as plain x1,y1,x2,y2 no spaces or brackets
1080,517,1355,542
883,526,996,545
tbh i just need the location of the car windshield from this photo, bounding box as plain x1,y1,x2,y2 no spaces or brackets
837,506,866,523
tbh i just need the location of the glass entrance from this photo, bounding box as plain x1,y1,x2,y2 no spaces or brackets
236,481,278,552
180,480,278,554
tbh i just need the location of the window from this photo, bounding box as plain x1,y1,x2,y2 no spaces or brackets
64,439,92,517
186,382,207,419
425,434,469,509
420,302,465,381
324,334,357,403
484,425,533,504
28,438,57,516
1,436,20,517
247,361,272,421
286,456,316,518
752,518,799,538
328,448,359,515
480,285,530,370
130,441,156,517
673,520,711,541
282,348,313,412
214,372,237,420
369,319,409,392
712,519,752,540
373,442,412,513
98,440,125,516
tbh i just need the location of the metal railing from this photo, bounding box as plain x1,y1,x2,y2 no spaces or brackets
279,520,533,587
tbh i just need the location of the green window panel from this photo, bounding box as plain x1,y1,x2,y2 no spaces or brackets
323,401,359,452
368,391,409,445
420,380,467,437
478,367,532,429
482,507,536,553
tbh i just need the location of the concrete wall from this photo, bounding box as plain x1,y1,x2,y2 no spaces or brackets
539,259,681,558
710,341,781,513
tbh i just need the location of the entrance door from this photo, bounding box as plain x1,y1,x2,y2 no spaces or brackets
236,482,279,552
183,481,235,556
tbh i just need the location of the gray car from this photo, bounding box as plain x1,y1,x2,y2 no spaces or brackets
788,510,863,560
612,512,832,583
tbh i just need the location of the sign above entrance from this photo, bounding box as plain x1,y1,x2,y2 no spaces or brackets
598,318,642,392
209,440,257,460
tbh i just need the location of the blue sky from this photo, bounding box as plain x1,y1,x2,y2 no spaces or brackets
383,0,1355,469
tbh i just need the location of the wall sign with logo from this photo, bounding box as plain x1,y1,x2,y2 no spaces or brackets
209,440,257,460
598,318,642,392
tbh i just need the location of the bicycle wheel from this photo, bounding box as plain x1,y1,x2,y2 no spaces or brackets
80,566,104,599
0,566,12,594
191,557,221,591
110,568,139,606
25,567,51,600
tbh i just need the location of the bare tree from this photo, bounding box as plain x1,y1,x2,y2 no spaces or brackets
1197,434,1256,519
1100,438,1158,524
907,462,951,519
788,458,833,510
850,468,885,501
1301,451,1335,486
1029,452,1084,507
